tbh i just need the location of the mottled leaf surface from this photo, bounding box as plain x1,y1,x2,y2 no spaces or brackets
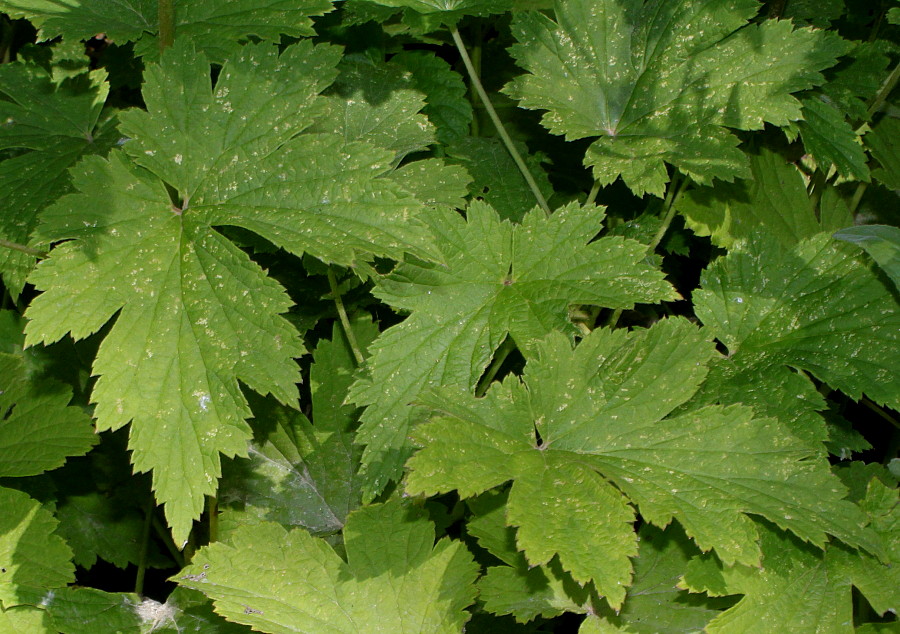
834,225,900,289
684,479,898,632
350,201,676,499
694,232,900,413
407,319,876,607
178,500,479,633
24,40,433,542
0,0,334,62
505,0,849,196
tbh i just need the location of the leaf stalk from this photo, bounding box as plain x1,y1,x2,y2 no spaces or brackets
158,0,175,53
450,26,551,216
328,267,365,367
0,238,47,257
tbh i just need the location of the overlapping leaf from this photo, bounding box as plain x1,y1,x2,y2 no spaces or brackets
0,487,73,608
446,137,554,221
406,318,880,608
0,0,334,62
675,149,853,249
0,343,96,479
0,63,116,297
178,499,479,632
834,225,900,289
683,478,899,632
24,40,435,543
349,200,677,499
693,232,900,427
504,0,849,196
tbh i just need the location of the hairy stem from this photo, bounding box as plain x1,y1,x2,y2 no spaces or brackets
207,495,219,543
606,174,687,329
0,238,47,258
648,172,687,253
476,337,515,397
328,267,365,367
585,180,602,207
158,0,175,53
152,515,185,568
450,26,551,216
867,60,900,118
134,498,155,595
767,0,788,19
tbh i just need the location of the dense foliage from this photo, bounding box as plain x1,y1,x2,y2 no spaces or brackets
0,0,898,631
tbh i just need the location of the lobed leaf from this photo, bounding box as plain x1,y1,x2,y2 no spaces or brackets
505,0,850,196
350,200,677,499
178,499,479,632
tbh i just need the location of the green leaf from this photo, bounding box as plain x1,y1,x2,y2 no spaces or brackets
468,490,600,622
592,525,720,633
505,0,849,196
219,396,361,535
41,587,252,633
350,201,677,499
834,225,900,289
0,486,73,607
23,40,439,543
53,493,155,570
0,605,49,633
446,136,554,222
866,116,900,191
407,318,881,607
388,158,472,211
178,499,479,632
796,95,870,181
309,56,436,164
0,353,96,478
0,63,116,297
694,232,900,412
822,42,891,122
355,0,512,24
392,51,473,145
685,478,899,632
782,0,846,27
676,149,849,249
0,0,334,62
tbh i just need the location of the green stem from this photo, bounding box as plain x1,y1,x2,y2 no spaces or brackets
867,60,900,118
476,337,515,397
134,498,154,596
207,495,219,543
152,515,185,569
849,182,868,216
158,0,175,53
469,23,482,138
768,0,788,19
605,174,686,329
327,267,365,367
0,238,47,258
647,173,686,253
450,26,551,216
585,180,601,207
